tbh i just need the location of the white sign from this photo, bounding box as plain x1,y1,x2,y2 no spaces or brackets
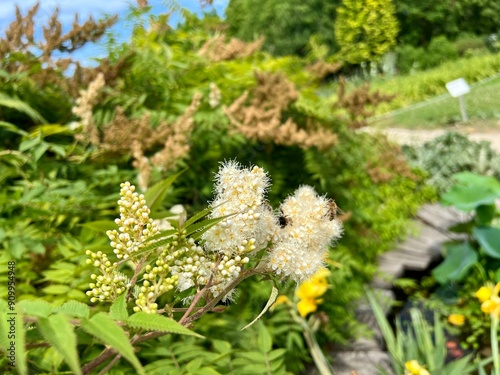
446,78,470,98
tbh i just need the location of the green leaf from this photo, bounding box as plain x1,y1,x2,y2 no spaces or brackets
237,351,266,362
19,136,41,152
182,206,213,228
42,284,71,295
0,92,47,123
441,173,500,211
194,367,222,375
37,314,81,375
267,348,286,361
17,299,53,318
365,288,401,369
212,339,232,354
145,170,186,214
473,227,500,259
475,204,496,225
109,293,128,321
186,357,203,372
0,121,28,136
0,312,9,352
81,220,118,232
126,312,204,338
257,323,272,353
242,285,278,330
453,172,500,191
185,215,234,239
432,242,478,283
81,312,145,375
54,301,90,319
32,142,50,162
15,310,27,375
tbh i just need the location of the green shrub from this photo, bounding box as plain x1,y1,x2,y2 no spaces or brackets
402,132,500,194
374,52,500,111
454,35,488,57
0,7,437,373
424,36,459,68
396,44,426,74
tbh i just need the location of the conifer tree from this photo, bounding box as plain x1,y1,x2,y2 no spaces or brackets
334,0,399,64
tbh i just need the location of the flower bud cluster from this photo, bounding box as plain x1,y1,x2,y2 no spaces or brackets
209,253,250,300
268,186,343,282
107,182,159,260
85,250,129,303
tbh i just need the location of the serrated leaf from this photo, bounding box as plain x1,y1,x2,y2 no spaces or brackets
237,351,266,362
145,170,185,214
54,301,90,319
81,313,145,375
432,243,478,284
242,286,278,331
17,299,53,318
257,323,272,353
194,367,223,375
238,363,269,374
42,284,70,294
473,226,500,259
81,220,118,232
212,339,232,354
126,312,204,338
186,357,204,372
37,314,81,375
267,348,286,361
109,293,128,321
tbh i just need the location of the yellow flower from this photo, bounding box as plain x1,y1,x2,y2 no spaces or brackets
296,268,330,317
405,360,430,375
271,295,291,311
448,314,465,326
475,286,492,302
475,282,500,319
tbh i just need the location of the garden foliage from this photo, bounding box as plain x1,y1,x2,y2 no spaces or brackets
403,132,500,194
0,4,434,373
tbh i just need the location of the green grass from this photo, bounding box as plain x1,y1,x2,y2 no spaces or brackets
369,74,500,129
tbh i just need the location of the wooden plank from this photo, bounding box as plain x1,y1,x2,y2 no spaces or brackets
380,250,432,271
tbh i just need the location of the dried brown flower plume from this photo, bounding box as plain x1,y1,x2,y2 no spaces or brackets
0,3,123,97
335,77,395,129
225,71,337,150
198,33,265,62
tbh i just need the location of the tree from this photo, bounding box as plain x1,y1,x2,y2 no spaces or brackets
225,0,341,56
334,0,399,64
396,0,500,46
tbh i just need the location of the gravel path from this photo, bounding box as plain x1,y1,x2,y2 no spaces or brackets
360,127,500,152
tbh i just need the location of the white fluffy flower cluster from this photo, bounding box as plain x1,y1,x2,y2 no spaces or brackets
203,161,278,256
268,186,343,282
202,161,279,299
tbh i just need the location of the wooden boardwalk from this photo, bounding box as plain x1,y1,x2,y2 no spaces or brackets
330,203,470,375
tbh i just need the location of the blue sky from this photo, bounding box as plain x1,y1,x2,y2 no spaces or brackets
0,0,229,64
